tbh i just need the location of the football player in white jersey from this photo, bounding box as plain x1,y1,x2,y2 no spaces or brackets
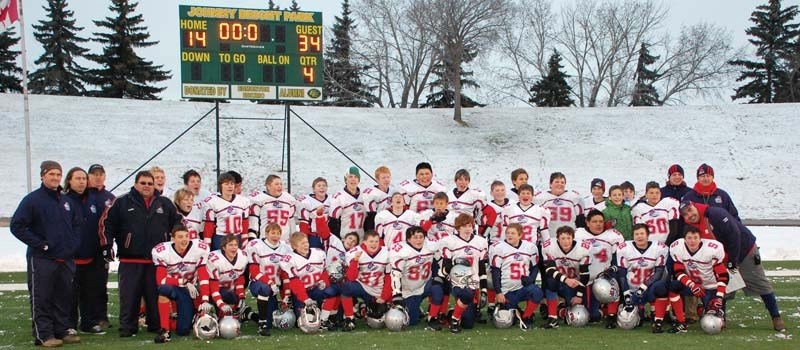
339,231,392,331
506,168,529,204
631,182,680,244
297,177,331,242
398,162,448,213
182,169,212,206
541,226,591,329
502,184,550,245
203,173,251,249
151,226,209,343
583,178,606,216
447,169,486,218
363,166,394,231
535,172,586,239
173,189,203,240
329,167,368,239
490,223,544,328
198,234,256,325
482,180,509,244
668,226,729,333
280,232,340,327
420,192,459,241
438,214,489,333
575,209,624,327
389,226,443,327
616,224,671,333
246,223,292,336
376,192,426,247
248,175,298,242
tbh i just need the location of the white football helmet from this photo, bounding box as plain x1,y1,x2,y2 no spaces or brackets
493,308,515,329
700,309,725,335
566,305,589,327
193,314,218,340
592,277,620,304
449,264,477,289
616,305,640,330
326,262,345,283
272,308,296,329
298,304,322,334
218,316,240,339
385,306,410,332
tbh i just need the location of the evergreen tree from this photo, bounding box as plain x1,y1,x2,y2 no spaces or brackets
288,1,301,11
630,42,661,106
782,38,800,101
28,0,90,96
267,1,279,10
529,51,574,107
421,46,484,108
85,0,171,99
322,0,374,107
729,0,799,103
0,28,22,93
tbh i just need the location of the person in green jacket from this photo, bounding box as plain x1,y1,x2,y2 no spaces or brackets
602,185,633,240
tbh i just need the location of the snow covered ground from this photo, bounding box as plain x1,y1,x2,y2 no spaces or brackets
1,226,797,272
2,94,799,221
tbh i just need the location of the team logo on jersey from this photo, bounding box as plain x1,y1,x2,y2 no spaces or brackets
156,207,164,214
424,192,433,199
367,262,376,270
649,210,659,217
464,247,472,254
90,204,97,214
272,202,283,208
553,199,562,205
63,202,71,211
637,259,648,267
518,217,528,224
513,253,522,261
227,207,234,213
105,199,113,207
451,203,460,210
270,255,281,263
393,222,401,229
687,262,697,269
228,271,237,278
714,196,722,204
305,265,312,271
353,203,362,211
436,224,444,230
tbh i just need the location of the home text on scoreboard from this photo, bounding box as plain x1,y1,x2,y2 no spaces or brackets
179,6,323,101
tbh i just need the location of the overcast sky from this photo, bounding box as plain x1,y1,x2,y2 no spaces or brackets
15,0,771,102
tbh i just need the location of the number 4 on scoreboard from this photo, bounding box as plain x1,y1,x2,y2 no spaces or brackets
303,66,315,84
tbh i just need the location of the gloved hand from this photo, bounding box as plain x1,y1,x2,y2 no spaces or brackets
392,294,404,306
599,266,618,279
316,280,327,290
281,294,292,307
219,304,233,315
709,297,724,310
101,245,115,263
726,261,738,273
635,286,647,299
688,282,705,298
304,299,317,307
185,283,199,299
431,211,447,223
198,302,214,314
270,282,281,296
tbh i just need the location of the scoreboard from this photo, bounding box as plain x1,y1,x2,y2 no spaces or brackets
179,5,323,101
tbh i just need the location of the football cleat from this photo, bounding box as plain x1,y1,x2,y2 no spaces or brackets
521,317,535,330
605,314,617,329
652,319,664,334
487,305,496,321
341,318,356,332
321,319,338,331
154,329,170,344
543,317,559,329
773,316,786,333
668,322,688,334
427,316,442,331
258,321,270,337
449,318,462,333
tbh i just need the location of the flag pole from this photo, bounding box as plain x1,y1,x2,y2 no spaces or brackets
17,0,32,192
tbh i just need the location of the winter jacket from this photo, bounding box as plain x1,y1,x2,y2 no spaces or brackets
685,205,755,266
10,184,82,260
101,187,179,261
602,199,633,240
682,187,740,221
660,182,690,201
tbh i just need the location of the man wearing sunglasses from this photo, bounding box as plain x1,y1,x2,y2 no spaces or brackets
101,171,180,337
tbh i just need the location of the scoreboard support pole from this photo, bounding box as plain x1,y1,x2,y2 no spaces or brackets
216,101,221,179
286,104,292,193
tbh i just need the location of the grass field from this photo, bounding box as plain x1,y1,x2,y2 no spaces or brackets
0,274,797,349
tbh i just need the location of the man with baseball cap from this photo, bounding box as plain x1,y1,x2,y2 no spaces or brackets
679,200,786,333
682,163,740,221
87,164,116,330
11,161,82,347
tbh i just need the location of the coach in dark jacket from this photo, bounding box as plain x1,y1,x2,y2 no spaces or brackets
87,163,116,329
660,164,690,201
681,163,740,221
102,170,179,337
11,161,82,347
679,201,785,333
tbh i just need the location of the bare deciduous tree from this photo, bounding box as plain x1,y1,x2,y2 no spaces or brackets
416,0,510,121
